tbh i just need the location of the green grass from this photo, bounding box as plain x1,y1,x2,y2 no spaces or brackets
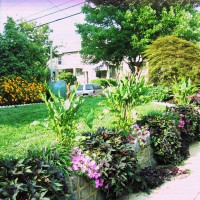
0,97,166,157
134,102,166,118
0,104,56,157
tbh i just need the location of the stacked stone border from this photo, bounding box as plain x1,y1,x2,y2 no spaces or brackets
67,137,155,200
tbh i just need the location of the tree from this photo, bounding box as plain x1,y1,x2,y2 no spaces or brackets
57,72,77,84
87,0,200,7
145,35,200,87
0,18,52,82
76,3,200,72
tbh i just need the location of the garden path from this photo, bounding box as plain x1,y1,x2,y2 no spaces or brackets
118,141,200,200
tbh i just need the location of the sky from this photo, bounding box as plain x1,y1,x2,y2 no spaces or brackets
0,0,85,47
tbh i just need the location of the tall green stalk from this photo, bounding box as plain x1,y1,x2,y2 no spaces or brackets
171,78,197,105
104,74,151,130
41,89,82,150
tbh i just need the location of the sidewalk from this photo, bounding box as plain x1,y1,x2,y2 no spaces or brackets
118,141,200,200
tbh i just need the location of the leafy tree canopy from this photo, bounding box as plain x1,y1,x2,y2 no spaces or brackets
76,3,200,72
88,0,200,7
145,35,200,87
0,17,53,82
57,72,77,85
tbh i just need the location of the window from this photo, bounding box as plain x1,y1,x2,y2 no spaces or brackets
58,56,62,65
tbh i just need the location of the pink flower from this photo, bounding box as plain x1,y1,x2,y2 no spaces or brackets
68,167,73,171
128,135,134,139
70,147,104,188
105,185,109,189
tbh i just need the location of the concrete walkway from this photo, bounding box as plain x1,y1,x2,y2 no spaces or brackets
118,141,200,200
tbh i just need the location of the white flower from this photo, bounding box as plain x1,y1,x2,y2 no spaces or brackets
64,99,70,109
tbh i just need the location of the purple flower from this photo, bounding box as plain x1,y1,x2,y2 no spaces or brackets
105,185,109,189
70,148,104,188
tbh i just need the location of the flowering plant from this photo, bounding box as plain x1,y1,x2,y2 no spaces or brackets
129,124,150,145
68,147,106,189
167,105,200,143
80,127,139,199
0,76,46,105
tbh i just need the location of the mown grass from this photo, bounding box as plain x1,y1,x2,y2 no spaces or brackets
0,97,166,157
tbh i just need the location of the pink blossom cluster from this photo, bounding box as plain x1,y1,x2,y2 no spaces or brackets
129,124,150,143
68,147,108,189
178,114,185,128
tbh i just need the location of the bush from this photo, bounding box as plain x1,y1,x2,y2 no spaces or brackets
0,76,46,105
27,144,72,175
57,72,77,85
91,78,109,87
0,156,70,199
80,127,139,199
138,104,200,165
167,105,200,143
140,166,186,192
137,115,185,165
147,85,170,102
145,36,200,87
107,79,117,86
91,78,117,87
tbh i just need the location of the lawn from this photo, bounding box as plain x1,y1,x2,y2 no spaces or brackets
0,97,166,157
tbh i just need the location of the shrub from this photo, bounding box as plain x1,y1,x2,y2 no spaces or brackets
107,78,117,86
0,156,70,200
80,127,139,199
190,90,200,106
137,115,185,165
145,36,200,87
140,166,187,192
27,144,72,175
167,105,200,143
138,104,200,165
0,76,46,105
91,78,117,87
171,78,197,105
147,85,170,102
91,78,109,87
57,72,77,85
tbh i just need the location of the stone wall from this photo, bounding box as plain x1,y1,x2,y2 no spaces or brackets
67,176,105,200
67,137,155,200
132,136,156,169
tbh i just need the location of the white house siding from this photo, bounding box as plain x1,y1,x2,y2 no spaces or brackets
52,50,110,84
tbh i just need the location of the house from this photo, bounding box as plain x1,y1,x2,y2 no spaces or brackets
51,42,118,84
